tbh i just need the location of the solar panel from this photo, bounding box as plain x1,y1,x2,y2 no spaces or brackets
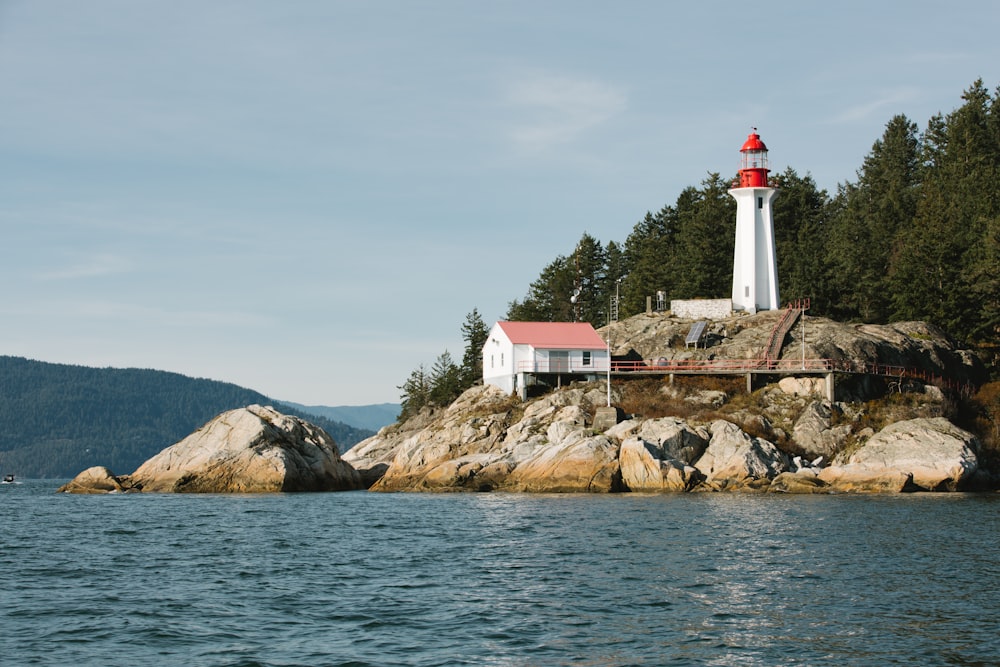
685,321,707,348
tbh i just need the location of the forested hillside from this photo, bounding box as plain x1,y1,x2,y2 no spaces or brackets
0,356,373,478
504,80,1000,373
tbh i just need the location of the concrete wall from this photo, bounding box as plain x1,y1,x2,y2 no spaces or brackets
670,299,733,320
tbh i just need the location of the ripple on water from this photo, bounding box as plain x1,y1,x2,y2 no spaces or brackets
4,483,1000,666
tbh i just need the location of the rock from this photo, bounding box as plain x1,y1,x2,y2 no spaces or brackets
598,313,986,398
844,417,980,491
126,405,363,493
366,386,513,491
792,401,853,460
592,406,623,431
817,465,916,493
634,417,710,465
778,376,825,397
505,427,621,493
693,420,789,489
619,437,700,492
685,390,727,407
768,470,830,494
58,466,132,494
361,384,625,493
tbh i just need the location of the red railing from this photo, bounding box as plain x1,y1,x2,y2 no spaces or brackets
759,298,810,363
610,358,832,373
605,356,973,395
516,360,610,373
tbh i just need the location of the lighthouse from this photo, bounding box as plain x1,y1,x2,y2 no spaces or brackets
730,129,779,313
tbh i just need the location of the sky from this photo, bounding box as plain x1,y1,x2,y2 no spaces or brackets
2,1,999,407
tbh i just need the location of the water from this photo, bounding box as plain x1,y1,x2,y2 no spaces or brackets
3,481,1000,666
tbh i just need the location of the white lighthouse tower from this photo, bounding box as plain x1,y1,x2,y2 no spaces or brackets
730,129,779,313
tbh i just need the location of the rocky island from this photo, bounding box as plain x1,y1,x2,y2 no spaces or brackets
344,311,991,494
62,312,995,495
60,404,363,493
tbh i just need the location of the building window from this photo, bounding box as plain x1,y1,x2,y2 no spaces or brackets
491,355,494,369
582,351,592,366
501,353,504,367
757,196,763,209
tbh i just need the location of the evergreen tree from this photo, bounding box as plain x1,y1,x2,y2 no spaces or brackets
602,240,627,323
459,308,489,388
398,364,431,420
429,351,463,406
570,232,608,324
967,215,1000,344
827,114,921,322
506,255,575,322
506,234,609,325
891,81,1000,332
670,174,736,299
769,168,831,310
500,78,1000,364
621,206,677,316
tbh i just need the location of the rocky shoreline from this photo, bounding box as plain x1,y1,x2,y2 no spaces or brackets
59,405,363,494
60,316,995,495
341,383,988,494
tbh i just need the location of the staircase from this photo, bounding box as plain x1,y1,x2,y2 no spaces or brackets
759,299,809,367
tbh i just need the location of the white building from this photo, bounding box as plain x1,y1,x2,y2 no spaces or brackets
730,129,780,313
482,321,609,399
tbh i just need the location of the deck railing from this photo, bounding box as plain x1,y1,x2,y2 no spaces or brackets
516,360,610,373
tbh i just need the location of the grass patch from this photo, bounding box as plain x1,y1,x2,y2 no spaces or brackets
616,375,743,421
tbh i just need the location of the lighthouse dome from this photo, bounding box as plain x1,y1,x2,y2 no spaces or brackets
740,132,768,152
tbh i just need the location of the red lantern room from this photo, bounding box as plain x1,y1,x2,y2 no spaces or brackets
738,129,769,188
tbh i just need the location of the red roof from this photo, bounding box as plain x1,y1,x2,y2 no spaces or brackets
740,131,768,152
496,321,606,349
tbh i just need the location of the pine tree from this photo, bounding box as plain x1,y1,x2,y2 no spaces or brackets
398,364,431,421
602,240,627,323
825,115,921,322
670,174,736,299
506,255,575,322
966,215,1000,343
459,308,489,388
570,232,607,324
429,351,462,406
890,81,1000,332
769,168,831,310
621,207,677,315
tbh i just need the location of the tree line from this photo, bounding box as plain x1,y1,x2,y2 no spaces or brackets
398,80,1000,415
507,80,1000,361
0,356,373,478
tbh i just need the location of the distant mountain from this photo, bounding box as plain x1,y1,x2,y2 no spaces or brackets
283,402,400,433
0,356,374,479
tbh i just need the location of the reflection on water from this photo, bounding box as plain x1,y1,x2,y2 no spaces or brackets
3,481,1000,666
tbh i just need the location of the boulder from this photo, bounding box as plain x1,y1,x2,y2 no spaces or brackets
367,386,512,491
768,470,830,494
635,417,710,464
504,425,621,493
58,466,132,494
126,405,363,493
619,437,700,492
817,465,916,493
778,376,825,397
842,417,980,491
792,401,853,460
362,384,624,493
693,420,789,489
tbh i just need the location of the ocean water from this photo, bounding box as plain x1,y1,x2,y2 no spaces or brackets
3,481,999,666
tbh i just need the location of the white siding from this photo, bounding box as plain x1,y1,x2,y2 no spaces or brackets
481,322,610,396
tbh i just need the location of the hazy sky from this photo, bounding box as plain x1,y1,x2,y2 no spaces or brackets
2,1,998,406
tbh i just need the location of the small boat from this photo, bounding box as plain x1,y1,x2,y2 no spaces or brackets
2,474,14,484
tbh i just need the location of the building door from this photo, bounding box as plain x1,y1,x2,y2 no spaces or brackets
549,351,569,373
